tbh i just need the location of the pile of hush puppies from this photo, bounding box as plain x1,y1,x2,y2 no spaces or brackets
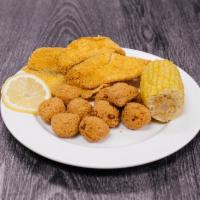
38,82,151,143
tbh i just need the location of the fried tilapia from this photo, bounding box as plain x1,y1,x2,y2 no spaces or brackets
23,67,108,98
27,36,124,74
66,53,150,89
27,47,65,73
58,36,125,72
25,36,148,97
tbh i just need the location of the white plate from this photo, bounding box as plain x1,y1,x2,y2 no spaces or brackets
1,48,200,169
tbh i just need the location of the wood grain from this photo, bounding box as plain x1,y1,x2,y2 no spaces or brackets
0,0,200,199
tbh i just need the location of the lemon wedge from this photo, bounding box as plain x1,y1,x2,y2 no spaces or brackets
1,73,51,114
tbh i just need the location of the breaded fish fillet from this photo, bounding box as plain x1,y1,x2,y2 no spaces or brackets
22,67,108,98
26,37,124,74
65,53,150,89
27,47,65,73
58,36,125,72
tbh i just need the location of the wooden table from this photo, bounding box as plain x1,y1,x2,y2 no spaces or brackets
0,0,200,199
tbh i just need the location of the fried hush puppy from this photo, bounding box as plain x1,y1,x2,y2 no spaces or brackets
67,97,92,119
95,82,138,107
107,83,138,107
122,102,151,130
54,84,81,105
93,100,119,128
38,97,65,124
95,87,109,101
51,113,80,138
79,116,109,142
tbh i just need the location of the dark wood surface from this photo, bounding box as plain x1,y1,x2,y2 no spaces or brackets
0,0,200,199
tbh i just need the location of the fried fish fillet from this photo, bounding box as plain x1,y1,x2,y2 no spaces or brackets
26,37,124,74
58,36,125,72
22,67,108,98
65,53,150,89
27,47,65,73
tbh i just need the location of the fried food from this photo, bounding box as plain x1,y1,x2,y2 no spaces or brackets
93,100,120,128
23,67,66,96
67,98,92,119
80,84,110,99
54,84,82,105
26,36,124,74
23,67,109,99
106,82,139,107
51,113,80,138
66,53,150,89
79,116,109,142
95,87,109,101
140,60,184,122
38,97,65,124
54,83,109,104
58,36,125,72
95,82,138,107
122,103,151,130
27,48,65,73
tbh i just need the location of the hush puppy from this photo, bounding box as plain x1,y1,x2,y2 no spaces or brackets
93,100,119,128
54,84,81,105
67,97,92,119
95,83,138,107
38,97,65,124
107,82,138,107
51,113,80,138
122,102,151,130
95,87,109,101
79,116,109,142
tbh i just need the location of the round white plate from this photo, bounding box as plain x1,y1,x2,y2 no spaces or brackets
1,48,200,169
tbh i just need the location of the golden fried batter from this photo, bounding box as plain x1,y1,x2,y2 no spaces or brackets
58,36,125,72
38,97,65,124
66,53,150,89
51,113,80,138
79,116,109,142
106,82,139,107
54,84,82,105
80,84,110,99
95,83,138,107
122,102,151,130
95,87,109,101
67,98,92,119
27,47,65,73
23,66,109,99
93,100,120,128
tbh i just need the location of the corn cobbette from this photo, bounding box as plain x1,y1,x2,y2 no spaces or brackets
140,60,184,122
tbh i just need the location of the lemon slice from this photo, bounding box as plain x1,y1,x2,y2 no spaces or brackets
1,73,51,114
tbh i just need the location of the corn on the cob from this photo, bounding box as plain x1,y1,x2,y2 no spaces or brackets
140,60,184,122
